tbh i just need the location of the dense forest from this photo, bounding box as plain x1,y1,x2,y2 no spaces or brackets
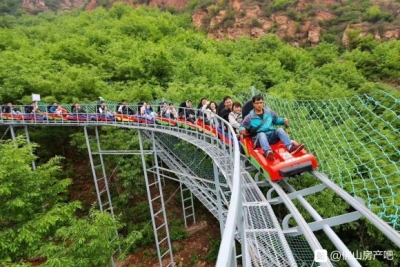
0,3,399,267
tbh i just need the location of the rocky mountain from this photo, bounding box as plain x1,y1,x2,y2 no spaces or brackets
22,0,85,11
19,0,400,46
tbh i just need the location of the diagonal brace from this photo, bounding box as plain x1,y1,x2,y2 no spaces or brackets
282,210,362,236
267,183,327,204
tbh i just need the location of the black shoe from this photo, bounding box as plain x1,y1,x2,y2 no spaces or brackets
264,150,275,160
288,144,304,154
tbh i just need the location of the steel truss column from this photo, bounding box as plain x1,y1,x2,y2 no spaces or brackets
138,130,174,267
159,160,166,187
23,126,45,211
24,126,36,170
180,181,196,227
213,161,225,234
150,134,224,221
9,125,16,142
84,126,119,266
84,126,115,215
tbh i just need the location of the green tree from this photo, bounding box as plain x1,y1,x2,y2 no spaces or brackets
0,0,24,16
310,42,339,67
363,6,394,22
0,137,80,263
39,209,123,267
0,137,124,266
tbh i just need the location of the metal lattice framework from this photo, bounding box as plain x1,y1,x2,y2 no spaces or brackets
0,114,299,266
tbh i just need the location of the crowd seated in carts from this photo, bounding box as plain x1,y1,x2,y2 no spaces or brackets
1,95,317,181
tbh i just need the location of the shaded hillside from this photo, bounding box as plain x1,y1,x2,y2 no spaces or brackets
1,0,399,45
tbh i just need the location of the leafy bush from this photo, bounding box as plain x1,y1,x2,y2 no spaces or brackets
363,6,394,22
0,0,23,16
186,0,215,12
40,209,122,267
170,226,189,241
268,0,296,12
220,8,235,28
321,32,340,44
250,18,262,28
204,238,221,262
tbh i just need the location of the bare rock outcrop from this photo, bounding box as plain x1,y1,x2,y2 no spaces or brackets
342,23,400,46
149,0,188,9
23,0,85,10
308,25,321,44
384,29,400,39
23,0,48,10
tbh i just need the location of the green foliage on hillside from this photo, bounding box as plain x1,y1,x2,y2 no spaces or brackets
0,4,399,107
0,0,23,16
0,137,127,266
0,4,399,266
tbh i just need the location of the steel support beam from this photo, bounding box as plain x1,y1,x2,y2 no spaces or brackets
312,171,400,248
267,184,327,204
268,179,334,267
280,178,361,267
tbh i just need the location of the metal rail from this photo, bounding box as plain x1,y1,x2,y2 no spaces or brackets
312,171,400,247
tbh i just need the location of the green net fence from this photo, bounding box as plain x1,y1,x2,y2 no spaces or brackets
265,90,399,231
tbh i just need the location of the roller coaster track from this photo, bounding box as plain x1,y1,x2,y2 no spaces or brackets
1,116,399,267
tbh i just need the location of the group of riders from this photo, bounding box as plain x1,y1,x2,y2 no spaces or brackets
1,95,304,160
1,97,242,127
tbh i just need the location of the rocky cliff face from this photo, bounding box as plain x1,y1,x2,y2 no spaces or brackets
192,0,400,46
23,0,85,11
22,0,188,11
22,0,400,45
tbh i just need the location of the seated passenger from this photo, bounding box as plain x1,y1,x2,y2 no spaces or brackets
25,102,41,114
71,103,85,113
218,96,233,122
48,102,58,113
160,102,169,118
146,104,155,117
140,102,147,115
165,103,177,119
55,105,68,115
2,103,20,115
197,98,207,118
239,95,304,160
202,101,218,126
117,100,134,115
178,100,196,123
229,102,243,134
140,103,155,119
97,101,113,116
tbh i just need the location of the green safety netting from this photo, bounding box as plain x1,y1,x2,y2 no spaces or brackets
264,90,399,231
